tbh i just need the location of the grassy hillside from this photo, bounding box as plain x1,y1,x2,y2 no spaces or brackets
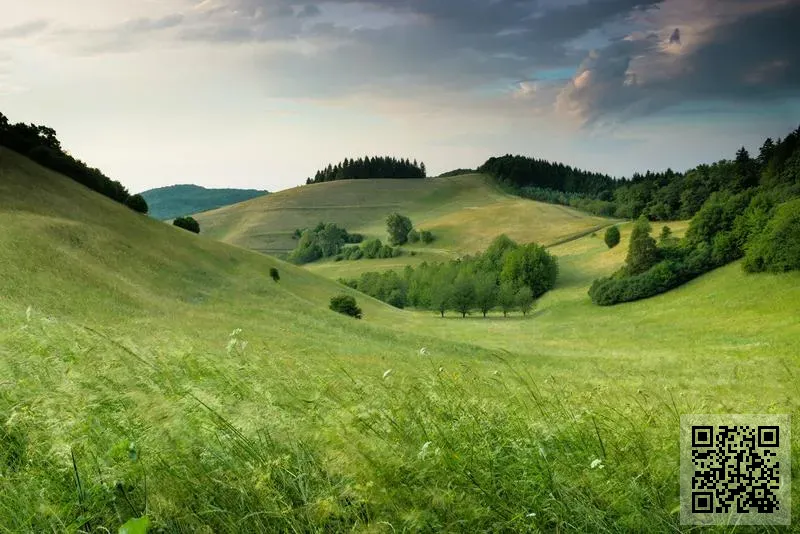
2,147,799,532
139,183,267,220
194,174,614,263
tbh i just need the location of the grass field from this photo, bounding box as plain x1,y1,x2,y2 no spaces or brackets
194,174,615,263
2,148,799,532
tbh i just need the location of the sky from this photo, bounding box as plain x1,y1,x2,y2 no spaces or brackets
1,0,799,193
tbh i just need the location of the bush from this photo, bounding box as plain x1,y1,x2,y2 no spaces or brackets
743,198,800,273
269,267,280,282
362,238,383,259
329,294,362,319
604,226,620,248
173,216,200,234
407,229,420,243
420,230,434,244
386,213,413,246
125,194,149,214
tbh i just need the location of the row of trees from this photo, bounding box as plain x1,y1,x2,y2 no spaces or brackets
480,127,800,222
306,156,427,184
341,235,557,316
0,111,147,213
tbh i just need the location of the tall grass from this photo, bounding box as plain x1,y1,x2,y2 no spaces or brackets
4,308,794,532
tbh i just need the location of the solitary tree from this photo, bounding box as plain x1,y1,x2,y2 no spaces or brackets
269,267,280,282
516,286,534,316
329,294,362,319
625,216,659,274
125,194,149,214
604,226,620,248
173,216,200,234
386,213,414,246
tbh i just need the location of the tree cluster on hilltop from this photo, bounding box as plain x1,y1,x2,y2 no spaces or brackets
0,111,140,210
479,126,800,223
341,235,556,315
306,156,426,184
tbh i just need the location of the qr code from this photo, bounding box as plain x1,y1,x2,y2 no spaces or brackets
680,414,791,526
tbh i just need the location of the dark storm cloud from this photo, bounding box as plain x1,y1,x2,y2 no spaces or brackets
181,0,663,98
558,0,800,123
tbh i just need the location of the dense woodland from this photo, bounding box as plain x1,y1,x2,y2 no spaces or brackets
586,129,800,305
479,128,800,223
342,235,556,315
0,111,136,208
306,156,427,183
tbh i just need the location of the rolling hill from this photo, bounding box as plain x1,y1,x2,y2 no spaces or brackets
194,174,615,265
140,183,268,220
2,146,799,532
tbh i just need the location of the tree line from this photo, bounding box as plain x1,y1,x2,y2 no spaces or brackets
341,235,557,316
306,156,427,184
479,126,800,223
0,111,148,213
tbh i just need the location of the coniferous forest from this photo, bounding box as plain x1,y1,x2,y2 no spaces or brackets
306,156,427,183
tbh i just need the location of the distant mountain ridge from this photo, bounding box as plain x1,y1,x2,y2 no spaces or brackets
140,184,268,220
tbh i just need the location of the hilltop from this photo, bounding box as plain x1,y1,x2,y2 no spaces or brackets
194,174,614,264
1,146,799,532
139,183,268,220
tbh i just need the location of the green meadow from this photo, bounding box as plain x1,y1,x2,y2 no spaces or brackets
2,147,799,532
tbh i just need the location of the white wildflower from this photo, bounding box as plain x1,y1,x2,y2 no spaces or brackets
590,458,605,469
418,441,432,459
382,369,393,380
419,347,429,356
25,306,32,322
493,370,500,376
526,512,536,518
438,367,444,373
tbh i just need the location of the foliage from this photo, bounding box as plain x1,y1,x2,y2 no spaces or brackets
306,155,426,183
139,184,267,220
743,198,800,273
173,216,200,234
386,213,414,246
329,294,362,319
125,194,149,215
516,286,534,316
604,226,620,249
420,230,435,244
482,126,800,222
269,267,280,282
625,217,659,275
288,222,361,264
0,111,131,204
344,235,557,315
407,228,420,243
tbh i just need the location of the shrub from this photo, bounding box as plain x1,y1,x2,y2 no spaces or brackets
420,230,434,244
173,216,200,234
407,229,420,243
329,294,362,319
362,239,383,259
380,245,394,259
125,194,149,214
269,267,280,282
604,226,620,248
386,213,413,246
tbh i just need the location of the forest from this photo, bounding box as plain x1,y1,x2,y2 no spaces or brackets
306,156,427,183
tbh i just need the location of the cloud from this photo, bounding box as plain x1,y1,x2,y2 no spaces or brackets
557,0,800,124
0,19,49,39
